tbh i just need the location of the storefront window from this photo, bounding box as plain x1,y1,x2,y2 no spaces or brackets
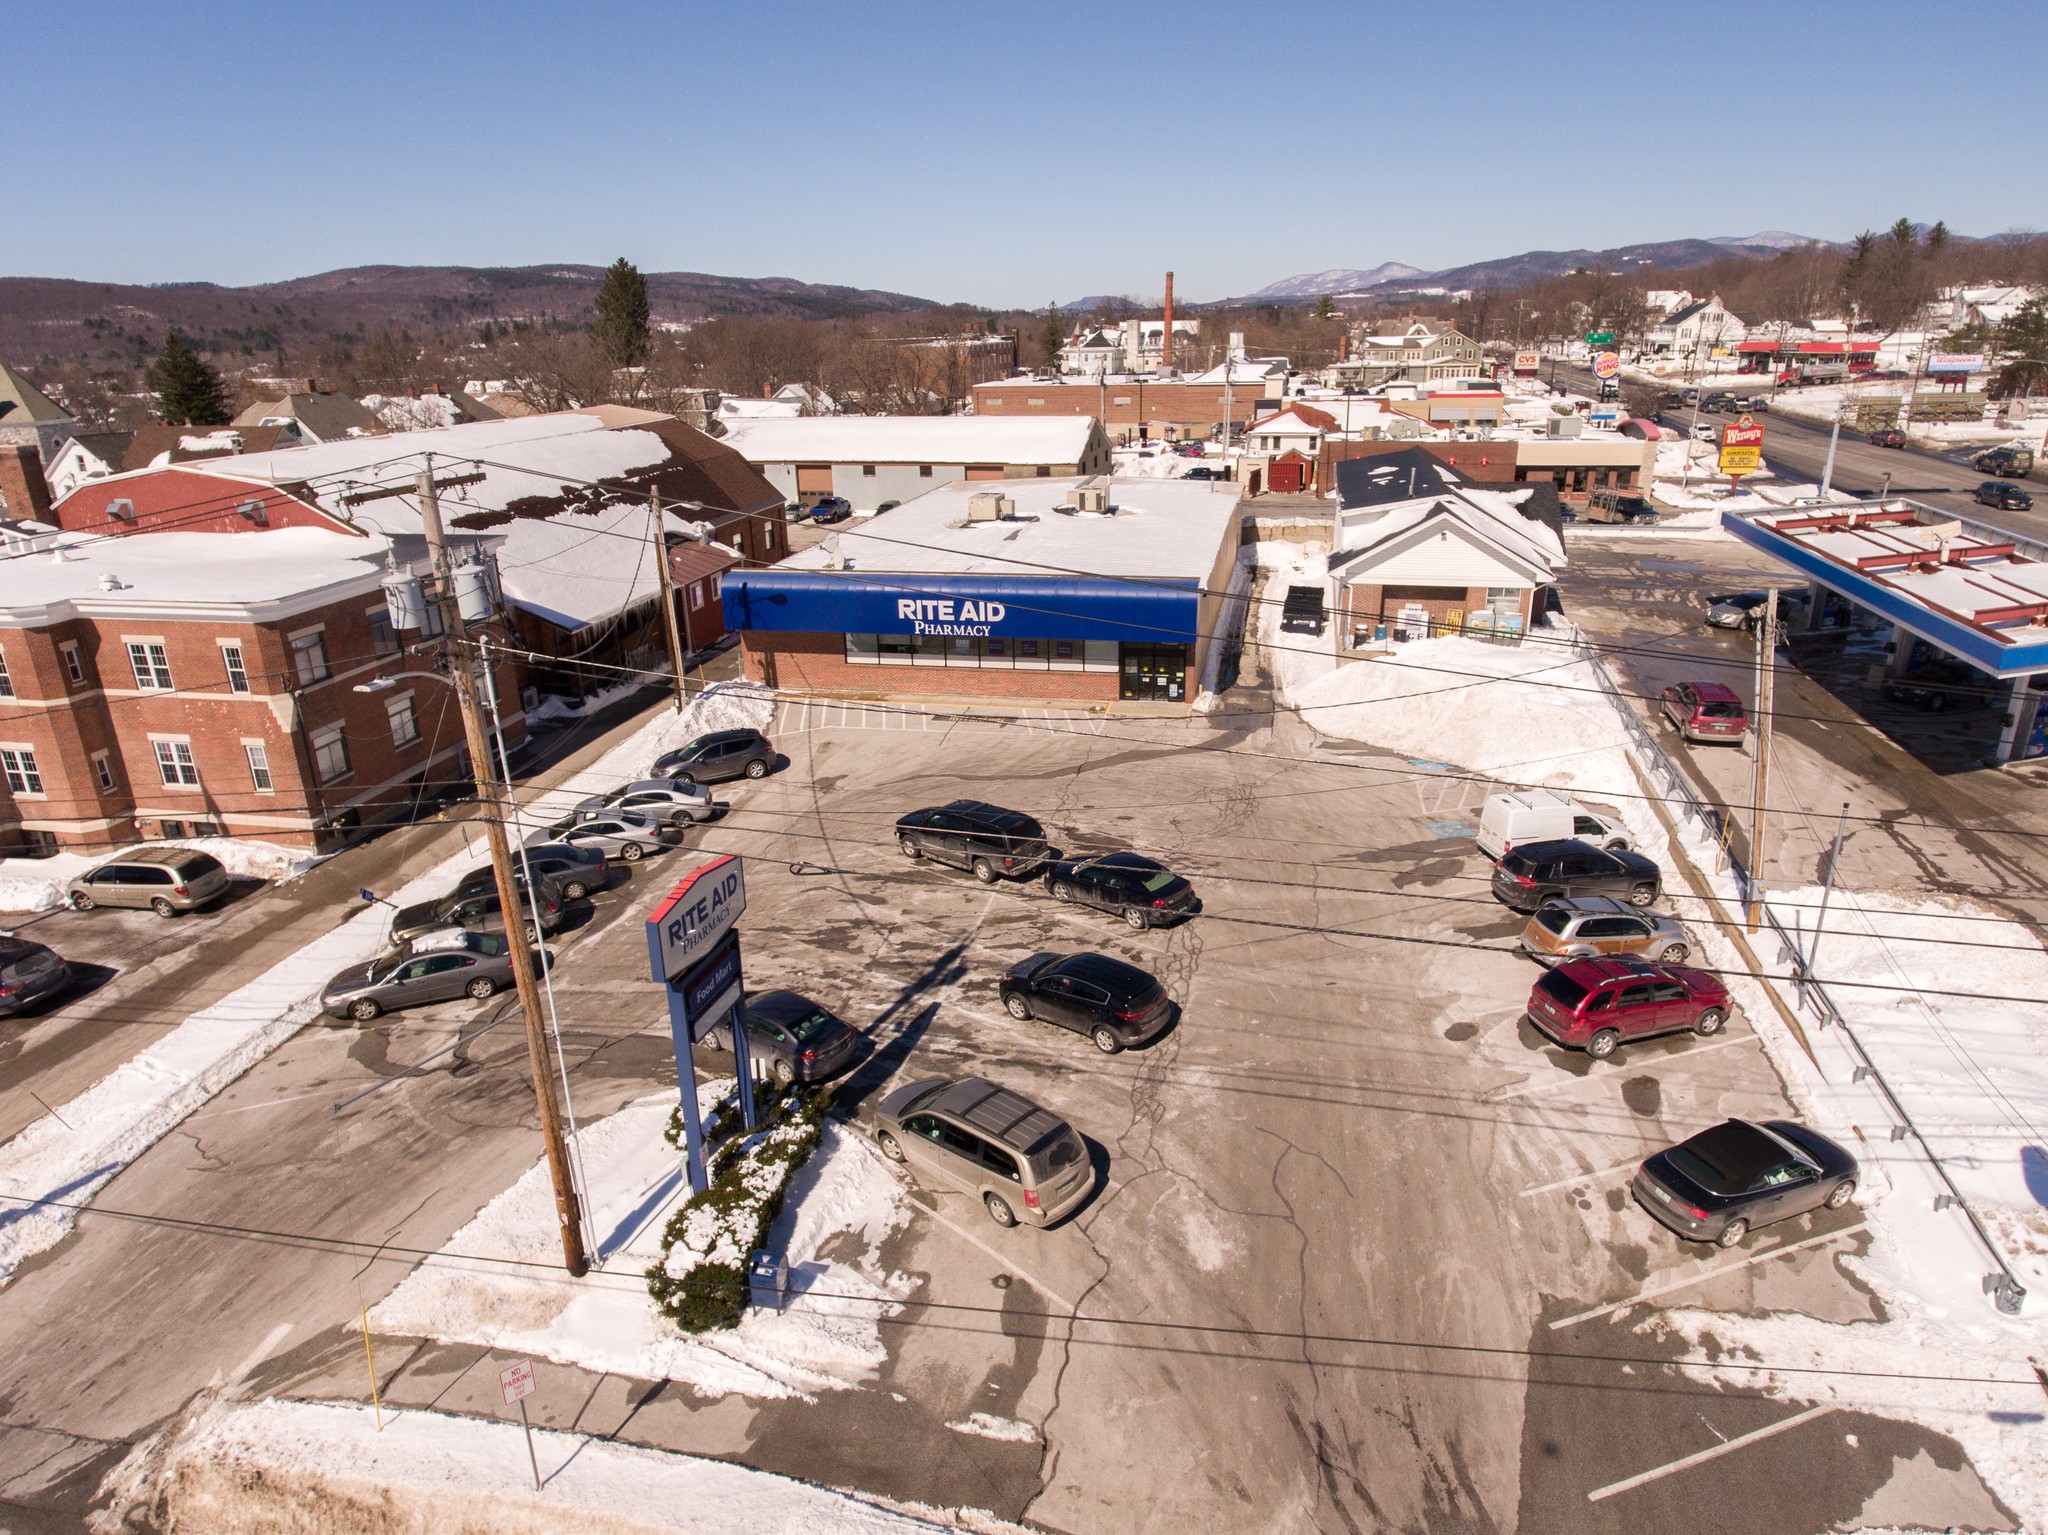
840,636,1127,673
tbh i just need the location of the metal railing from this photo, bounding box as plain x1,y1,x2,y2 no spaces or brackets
1570,627,2028,1314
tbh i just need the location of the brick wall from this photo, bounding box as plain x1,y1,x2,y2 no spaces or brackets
1335,582,1530,640
0,446,53,521
1318,439,1520,488
52,468,343,536
741,632,1121,702
972,382,1259,437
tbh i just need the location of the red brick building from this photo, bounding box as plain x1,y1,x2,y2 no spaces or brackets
972,378,1278,443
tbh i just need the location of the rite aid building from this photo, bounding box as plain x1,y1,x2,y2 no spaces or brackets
722,476,1243,705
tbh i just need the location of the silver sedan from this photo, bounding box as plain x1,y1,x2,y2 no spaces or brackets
320,931,517,1022
531,809,680,863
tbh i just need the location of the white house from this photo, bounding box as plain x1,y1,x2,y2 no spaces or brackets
43,432,131,502
1645,289,1695,317
1946,284,2040,330
1643,296,1748,358
1056,319,1200,375
1243,406,1336,457
1325,447,1564,649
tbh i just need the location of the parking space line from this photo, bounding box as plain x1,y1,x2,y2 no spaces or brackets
1483,1033,1759,1103
1549,1222,1866,1330
1517,1156,1642,1198
915,1199,1079,1312
1587,1406,1833,1502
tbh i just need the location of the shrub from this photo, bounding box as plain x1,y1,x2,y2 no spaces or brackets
646,1084,829,1334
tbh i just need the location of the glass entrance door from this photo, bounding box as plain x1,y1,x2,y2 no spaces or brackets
1119,643,1187,702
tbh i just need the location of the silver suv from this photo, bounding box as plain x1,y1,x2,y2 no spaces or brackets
874,1076,1093,1227
67,848,232,917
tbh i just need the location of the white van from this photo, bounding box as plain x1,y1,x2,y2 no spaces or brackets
1476,789,1631,862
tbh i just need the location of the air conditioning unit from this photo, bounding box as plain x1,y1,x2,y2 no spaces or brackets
966,491,1005,522
1546,414,1584,439
1075,485,1110,514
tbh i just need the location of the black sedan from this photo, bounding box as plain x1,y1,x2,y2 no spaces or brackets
0,936,71,1017
999,952,1172,1054
703,989,860,1086
1633,1118,1857,1248
1043,852,1201,929
1975,480,2034,512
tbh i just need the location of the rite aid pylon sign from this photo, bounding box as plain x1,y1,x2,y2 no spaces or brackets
1719,414,1765,477
647,854,747,983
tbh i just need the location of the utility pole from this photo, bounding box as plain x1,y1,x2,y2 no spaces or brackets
1746,587,1777,934
650,489,688,712
415,460,588,1276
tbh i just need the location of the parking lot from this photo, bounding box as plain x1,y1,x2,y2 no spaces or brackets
0,667,2016,1531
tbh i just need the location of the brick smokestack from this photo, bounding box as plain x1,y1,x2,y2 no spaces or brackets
1162,271,1174,371
0,446,53,522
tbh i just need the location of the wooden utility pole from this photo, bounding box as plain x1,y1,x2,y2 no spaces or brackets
1746,587,1777,934
415,462,587,1276
650,489,689,712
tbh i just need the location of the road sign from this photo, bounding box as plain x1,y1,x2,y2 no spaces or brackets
1719,413,1765,476
1592,352,1620,380
646,855,746,982
500,1359,535,1406
1585,330,1615,346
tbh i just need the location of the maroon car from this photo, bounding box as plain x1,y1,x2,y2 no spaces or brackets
1525,956,1732,1060
1661,681,1748,744
1867,428,1906,448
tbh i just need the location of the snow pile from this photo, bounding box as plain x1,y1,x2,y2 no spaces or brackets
0,843,480,1284
527,673,665,729
372,1092,911,1396
145,1397,1027,1534
946,1413,1040,1444
0,851,99,914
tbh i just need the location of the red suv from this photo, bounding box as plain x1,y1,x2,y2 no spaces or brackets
1525,956,1731,1060
1661,681,1748,744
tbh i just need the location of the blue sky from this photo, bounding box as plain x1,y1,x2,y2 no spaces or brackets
3,1,2039,307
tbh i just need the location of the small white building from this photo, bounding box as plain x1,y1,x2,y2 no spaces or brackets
43,432,131,502
718,415,1113,512
1946,284,2040,330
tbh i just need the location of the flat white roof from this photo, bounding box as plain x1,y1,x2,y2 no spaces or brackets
0,527,392,622
720,415,1097,466
778,475,1242,579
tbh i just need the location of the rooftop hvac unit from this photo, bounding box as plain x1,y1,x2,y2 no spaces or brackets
1074,484,1111,514
1546,414,1584,438
966,491,1015,522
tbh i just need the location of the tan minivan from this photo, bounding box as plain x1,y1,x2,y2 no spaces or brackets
67,848,233,917
873,1076,1094,1228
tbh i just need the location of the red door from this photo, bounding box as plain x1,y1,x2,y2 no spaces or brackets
1270,459,1305,494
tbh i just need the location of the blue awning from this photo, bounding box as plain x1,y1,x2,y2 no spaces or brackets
722,570,1200,645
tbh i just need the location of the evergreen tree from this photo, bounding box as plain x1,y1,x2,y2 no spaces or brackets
146,331,230,426
593,257,651,371
1040,303,1065,365
1990,298,2048,399
1313,294,1336,321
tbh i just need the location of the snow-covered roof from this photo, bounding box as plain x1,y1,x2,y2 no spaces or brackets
1245,408,1333,437
1332,486,1563,582
1186,360,1289,385
0,526,394,623
719,415,1098,466
491,500,709,633
778,475,1241,579
167,413,682,537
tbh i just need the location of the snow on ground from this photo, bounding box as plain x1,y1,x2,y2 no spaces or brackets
0,837,321,914
143,1397,1028,1534
526,672,666,728
1767,380,2047,453
371,1090,912,1397
0,683,774,1283
946,1413,1040,1445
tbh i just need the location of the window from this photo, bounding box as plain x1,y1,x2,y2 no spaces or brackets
0,651,16,699
1,748,43,794
92,752,116,791
387,695,419,748
244,742,272,791
221,643,250,694
289,629,329,686
160,819,187,839
687,581,705,612
710,573,723,600
61,643,84,686
154,739,200,787
367,608,398,656
862,464,877,477
919,465,933,478
127,641,173,691
311,725,349,783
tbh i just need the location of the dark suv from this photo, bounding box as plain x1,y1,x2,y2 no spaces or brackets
652,728,776,785
1491,838,1661,912
896,801,1052,882
1526,955,1731,1059
1042,852,1201,929
999,952,1171,1053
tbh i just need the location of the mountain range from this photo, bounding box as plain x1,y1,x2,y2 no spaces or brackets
0,264,935,373
1238,232,1828,303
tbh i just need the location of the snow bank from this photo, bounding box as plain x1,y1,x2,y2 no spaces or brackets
145,1397,1027,1534
371,1093,910,1397
0,838,319,914
0,683,773,1280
